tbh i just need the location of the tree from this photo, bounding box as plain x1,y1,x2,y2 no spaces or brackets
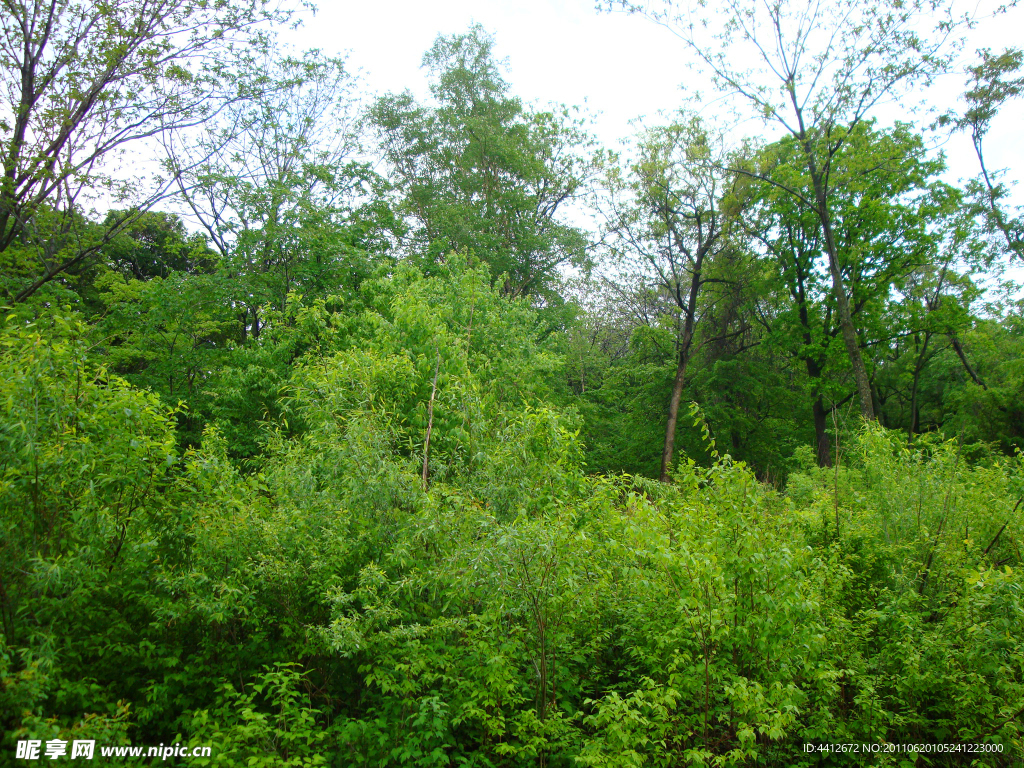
167,51,388,340
369,25,593,300
0,0,302,305
102,210,216,281
879,258,983,440
939,48,1023,261
95,268,235,447
600,117,742,481
741,123,957,463
739,148,840,466
611,0,973,420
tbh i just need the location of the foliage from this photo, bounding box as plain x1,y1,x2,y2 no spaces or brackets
369,25,593,301
3,7,1024,767
101,211,217,281
0,0,305,304
168,51,390,332
0,315,177,748
5,298,1021,764
939,48,1024,261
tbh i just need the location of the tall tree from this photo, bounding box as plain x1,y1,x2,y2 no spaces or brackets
611,0,971,420
742,123,954,463
601,117,741,481
740,153,840,467
0,0,301,305
167,51,385,339
369,25,593,301
939,48,1023,261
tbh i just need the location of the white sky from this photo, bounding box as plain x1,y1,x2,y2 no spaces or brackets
279,0,1024,191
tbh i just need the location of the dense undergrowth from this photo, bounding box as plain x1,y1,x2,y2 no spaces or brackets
2,263,1022,766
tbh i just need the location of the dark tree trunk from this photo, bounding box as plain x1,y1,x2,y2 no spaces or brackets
789,105,875,421
808,169,874,421
659,242,705,482
949,333,987,389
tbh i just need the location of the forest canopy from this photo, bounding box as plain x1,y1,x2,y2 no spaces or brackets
1,0,1023,765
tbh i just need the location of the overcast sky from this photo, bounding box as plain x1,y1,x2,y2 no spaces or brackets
279,0,1024,192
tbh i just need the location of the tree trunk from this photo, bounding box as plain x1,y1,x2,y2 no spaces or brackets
800,347,832,467
949,333,987,389
805,158,875,420
789,255,833,467
908,332,932,440
659,242,704,483
660,347,692,482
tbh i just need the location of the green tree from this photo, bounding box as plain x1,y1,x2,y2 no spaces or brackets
95,270,235,448
741,123,960,463
873,211,993,441
0,0,302,305
168,51,387,341
0,316,178,742
369,25,593,300
940,48,1024,261
612,0,974,420
102,210,216,281
600,117,744,480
